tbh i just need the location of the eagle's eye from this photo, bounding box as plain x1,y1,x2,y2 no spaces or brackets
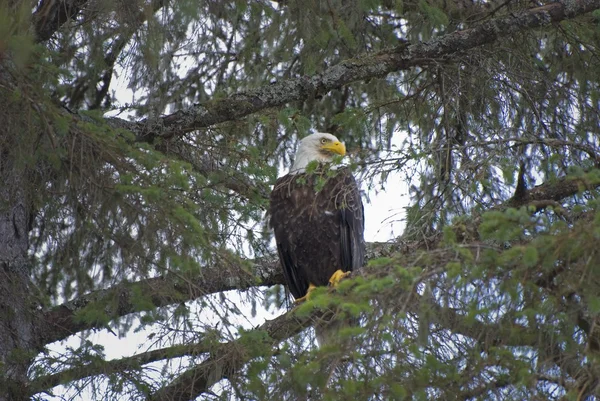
320,138,328,144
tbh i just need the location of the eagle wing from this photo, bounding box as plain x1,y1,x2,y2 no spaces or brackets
269,175,309,299
337,171,365,272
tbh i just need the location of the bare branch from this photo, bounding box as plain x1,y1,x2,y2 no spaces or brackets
504,174,598,210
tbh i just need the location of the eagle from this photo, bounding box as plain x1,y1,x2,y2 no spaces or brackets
269,132,365,303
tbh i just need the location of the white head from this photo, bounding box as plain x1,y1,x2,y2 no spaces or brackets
289,133,347,174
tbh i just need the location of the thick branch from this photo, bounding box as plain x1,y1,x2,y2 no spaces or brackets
149,232,597,401
40,256,283,346
148,269,540,401
33,303,324,398
28,343,212,396
145,309,325,400
504,175,597,210
32,240,575,399
35,174,600,397
101,0,600,142
40,171,598,347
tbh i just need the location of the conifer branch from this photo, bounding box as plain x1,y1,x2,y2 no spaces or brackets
32,305,321,397
148,310,318,401
39,256,283,346
38,171,599,347
28,343,211,396
31,169,600,395
102,0,600,142
33,235,592,398
147,285,539,400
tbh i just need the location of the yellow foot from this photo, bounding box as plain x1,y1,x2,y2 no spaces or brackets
328,269,350,287
295,283,317,303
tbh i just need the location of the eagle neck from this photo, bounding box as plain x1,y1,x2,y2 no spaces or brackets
289,149,331,175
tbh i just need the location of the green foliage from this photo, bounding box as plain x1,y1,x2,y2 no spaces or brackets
418,0,449,27
238,329,272,358
0,2,33,63
442,224,457,244
367,256,395,267
2,0,600,400
480,208,533,242
74,301,113,327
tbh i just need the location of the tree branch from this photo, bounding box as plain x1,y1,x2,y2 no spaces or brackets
28,342,212,396
32,241,579,399
39,256,283,346
504,174,598,210
147,264,540,401
39,171,599,347
33,165,600,395
153,141,272,201
100,0,600,142
33,302,324,398
66,0,167,110
146,307,330,401
149,231,598,401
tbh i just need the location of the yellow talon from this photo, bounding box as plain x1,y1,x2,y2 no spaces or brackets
328,269,350,287
295,283,317,303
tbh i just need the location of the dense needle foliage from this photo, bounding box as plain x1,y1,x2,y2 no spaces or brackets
1,0,600,400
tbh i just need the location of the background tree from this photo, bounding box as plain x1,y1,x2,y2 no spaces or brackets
1,0,600,400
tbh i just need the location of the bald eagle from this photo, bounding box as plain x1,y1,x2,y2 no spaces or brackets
269,133,365,302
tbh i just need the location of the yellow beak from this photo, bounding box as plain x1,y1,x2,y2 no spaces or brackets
321,140,346,156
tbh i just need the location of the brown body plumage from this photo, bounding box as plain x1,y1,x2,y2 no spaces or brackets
269,164,365,300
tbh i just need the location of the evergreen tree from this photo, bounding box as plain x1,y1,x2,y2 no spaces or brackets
1,0,600,399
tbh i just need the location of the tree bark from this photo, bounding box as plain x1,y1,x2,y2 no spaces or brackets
0,65,42,401
0,159,37,401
